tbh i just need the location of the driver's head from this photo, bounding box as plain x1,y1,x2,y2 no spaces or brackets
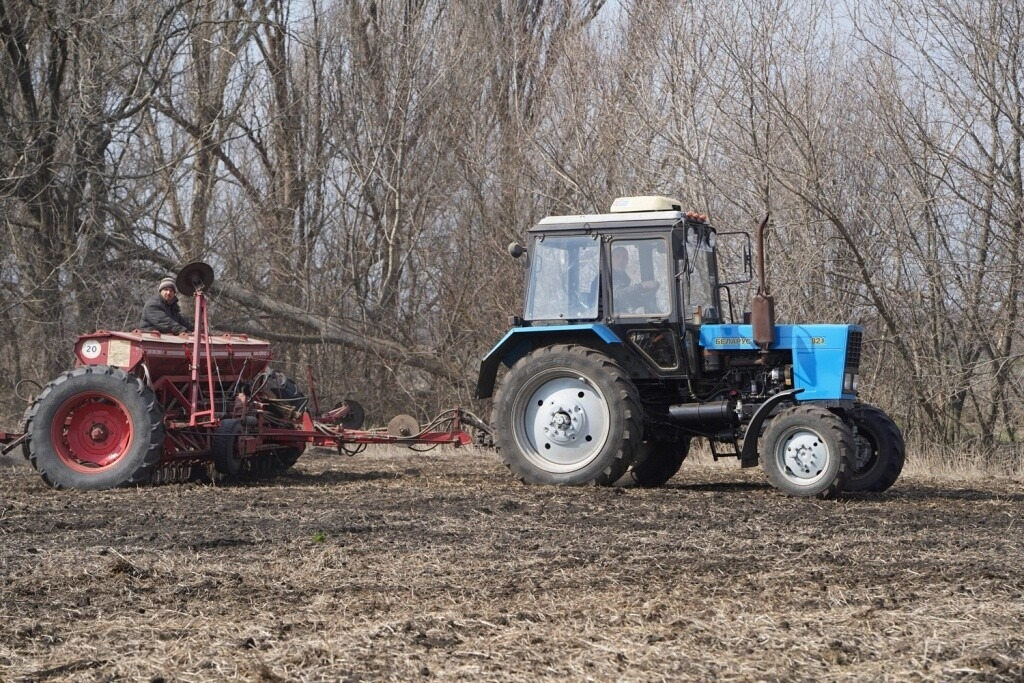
158,277,177,303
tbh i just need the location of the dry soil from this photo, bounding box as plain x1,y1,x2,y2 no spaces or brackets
1,447,1022,682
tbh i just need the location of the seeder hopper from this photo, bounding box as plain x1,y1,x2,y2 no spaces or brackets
0,263,482,490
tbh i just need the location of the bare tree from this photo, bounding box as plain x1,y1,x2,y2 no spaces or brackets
2,0,1021,458
0,0,191,385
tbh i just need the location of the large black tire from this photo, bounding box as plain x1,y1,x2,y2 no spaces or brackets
334,399,365,430
263,371,307,469
23,366,165,490
846,405,905,493
759,405,853,499
629,439,690,488
265,371,308,416
491,344,643,486
212,418,243,475
272,447,303,472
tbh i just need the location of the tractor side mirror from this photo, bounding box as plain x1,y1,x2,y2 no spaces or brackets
717,232,754,286
508,242,526,258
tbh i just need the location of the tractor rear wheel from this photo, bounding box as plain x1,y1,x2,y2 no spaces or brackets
624,439,690,488
760,405,853,499
491,344,642,486
846,405,905,493
24,366,165,490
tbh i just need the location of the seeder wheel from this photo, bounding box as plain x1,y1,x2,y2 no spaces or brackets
212,419,243,475
262,371,308,472
272,447,304,472
24,366,165,490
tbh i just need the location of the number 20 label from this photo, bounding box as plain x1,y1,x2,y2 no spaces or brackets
81,341,102,359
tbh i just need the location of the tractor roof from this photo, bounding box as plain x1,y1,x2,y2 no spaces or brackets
531,196,685,231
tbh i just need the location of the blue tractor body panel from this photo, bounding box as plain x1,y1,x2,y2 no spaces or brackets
477,322,862,401
700,323,861,401
475,324,622,399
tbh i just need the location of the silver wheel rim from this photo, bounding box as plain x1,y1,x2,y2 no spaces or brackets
511,369,611,474
775,426,831,486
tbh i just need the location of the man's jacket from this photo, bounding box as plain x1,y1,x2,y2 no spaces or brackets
140,296,194,334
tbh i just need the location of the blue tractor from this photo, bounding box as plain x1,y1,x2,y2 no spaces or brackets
476,196,904,498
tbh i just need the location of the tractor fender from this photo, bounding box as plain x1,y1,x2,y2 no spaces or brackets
475,324,623,399
739,388,804,467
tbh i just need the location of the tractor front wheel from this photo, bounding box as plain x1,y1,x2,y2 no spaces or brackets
760,405,853,499
846,405,905,492
24,366,165,490
491,344,642,486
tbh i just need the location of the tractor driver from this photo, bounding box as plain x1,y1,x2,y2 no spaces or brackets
610,246,658,312
140,277,194,334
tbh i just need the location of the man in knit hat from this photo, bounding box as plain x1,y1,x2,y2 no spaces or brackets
139,277,194,334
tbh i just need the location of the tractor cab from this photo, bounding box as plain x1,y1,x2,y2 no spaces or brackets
521,195,724,327
486,196,749,390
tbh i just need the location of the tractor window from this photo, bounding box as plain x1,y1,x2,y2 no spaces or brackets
610,238,671,317
686,230,718,322
524,236,600,321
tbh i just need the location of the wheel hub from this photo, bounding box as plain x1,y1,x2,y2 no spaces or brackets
781,431,828,479
54,395,134,470
544,404,585,444
516,373,610,472
89,424,109,442
854,433,874,472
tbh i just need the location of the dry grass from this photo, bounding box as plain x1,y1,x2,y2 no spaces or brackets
902,444,1024,482
1,447,1022,682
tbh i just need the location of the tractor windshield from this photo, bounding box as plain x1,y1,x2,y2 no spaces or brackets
524,235,600,321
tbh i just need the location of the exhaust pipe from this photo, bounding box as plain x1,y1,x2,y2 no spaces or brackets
751,214,775,351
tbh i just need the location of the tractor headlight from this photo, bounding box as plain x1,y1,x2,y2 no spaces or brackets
843,372,859,393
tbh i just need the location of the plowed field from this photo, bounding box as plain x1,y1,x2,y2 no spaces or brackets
1,448,1022,682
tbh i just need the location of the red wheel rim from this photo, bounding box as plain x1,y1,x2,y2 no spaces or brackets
50,392,135,472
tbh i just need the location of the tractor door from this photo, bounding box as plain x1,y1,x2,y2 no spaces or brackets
606,236,685,374
683,228,720,322
606,237,673,319
679,224,722,377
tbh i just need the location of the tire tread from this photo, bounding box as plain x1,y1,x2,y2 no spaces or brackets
760,404,853,499
847,405,905,493
491,343,642,486
24,365,165,489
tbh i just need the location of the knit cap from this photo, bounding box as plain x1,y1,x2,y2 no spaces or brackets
158,277,177,293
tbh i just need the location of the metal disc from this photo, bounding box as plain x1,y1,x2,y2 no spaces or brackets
335,399,365,430
387,414,419,438
176,262,215,295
